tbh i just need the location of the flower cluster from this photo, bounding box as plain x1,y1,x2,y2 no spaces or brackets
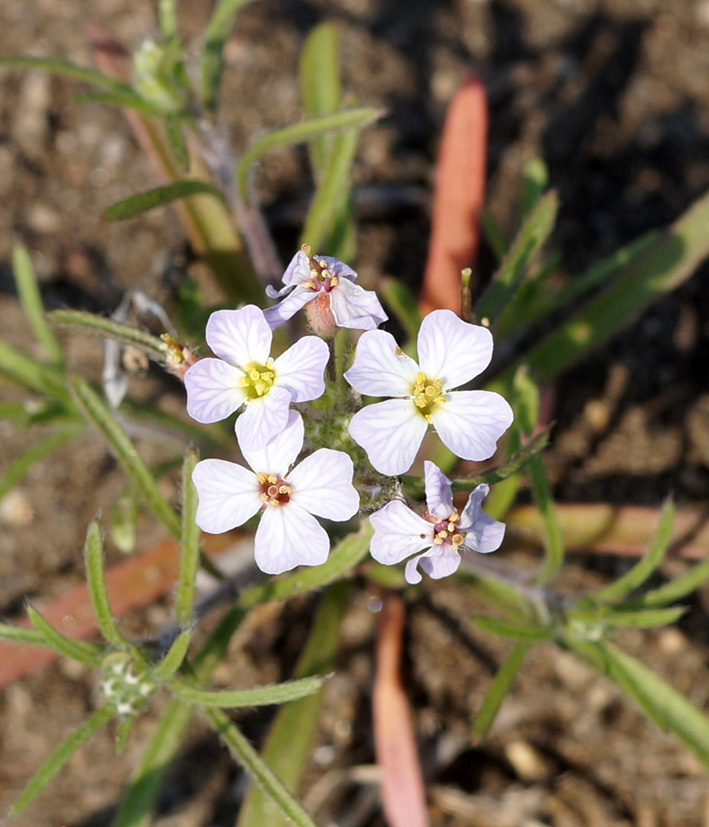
185,247,512,582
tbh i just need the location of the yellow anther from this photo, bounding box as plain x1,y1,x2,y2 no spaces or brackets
395,346,404,356
448,512,459,523
438,530,449,540
452,533,464,546
267,475,277,485
330,276,338,286
416,372,426,384
424,413,433,423
260,493,269,502
433,536,444,545
303,279,316,290
269,500,280,507
447,522,456,532
257,473,268,484
278,485,291,495
319,259,328,268
249,369,260,381
424,385,437,397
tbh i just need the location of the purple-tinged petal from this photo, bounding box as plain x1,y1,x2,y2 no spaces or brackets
184,359,247,423
263,286,317,330
423,461,455,520
319,255,358,283
329,278,388,331
206,306,272,366
405,549,461,584
369,500,432,565
459,483,506,553
234,385,292,452
241,409,304,476
344,329,419,397
281,250,313,287
273,336,329,402
192,459,261,534
254,502,330,574
348,398,428,476
431,390,513,462
287,449,359,521
417,309,493,390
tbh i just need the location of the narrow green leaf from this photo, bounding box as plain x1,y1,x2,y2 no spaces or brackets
570,640,709,768
8,704,115,816
520,157,549,219
0,56,136,95
480,210,508,261
176,449,200,626
379,277,422,342
158,0,179,40
475,190,558,323
26,604,104,666
236,108,380,203
568,605,686,629
200,0,256,112
203,709,317,827
102,180,224,222
0,340,69,400
300,22,341,173
48,309,168,359
153,629,193,682
71,376,180,538
590,499,675,604
0,623,50,647
472,643,530,738
474,616,553,641
73,90,167,117
110,488,139,554
634,555,709,609
114,715,137,756
165,115,189,171
12,245,63,364
170,674,326,708
83,521,128,650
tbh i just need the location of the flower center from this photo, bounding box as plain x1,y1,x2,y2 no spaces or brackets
257,473,292,507
429,511,464,550
238,361,275,399
300,245,339,293
412,372,446,422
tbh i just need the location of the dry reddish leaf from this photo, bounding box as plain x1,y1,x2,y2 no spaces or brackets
420,74,487,316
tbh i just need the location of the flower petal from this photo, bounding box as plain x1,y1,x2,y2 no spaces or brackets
235,385,292,452
263,285,316,330
417,309,493,389
206,306,272,366
240,409,304,477
184,359,247,423
460,483,506,553
273,336,329,402
423,461,455,520
348,398,428,476
344,330,419,397
287,449,359,521
281,250,312,287
431,390,513,461
192,459,261,534
405,549,461,584
329,278,388,331
369,500,432,565
320,255,358,283
254,502,330,574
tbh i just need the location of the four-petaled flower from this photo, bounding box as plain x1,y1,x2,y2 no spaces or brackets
263,247,388,336
192,411,360,575
369,461,505,584
185,305,329,450
345,309,513,475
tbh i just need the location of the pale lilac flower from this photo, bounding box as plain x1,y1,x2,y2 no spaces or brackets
184,305,329,451
345,309,513,476
192,411,360,575
263,248,388,336
369,461,504,584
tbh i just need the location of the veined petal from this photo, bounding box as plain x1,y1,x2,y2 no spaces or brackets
431,390,513,462
417,309,493,390
369,500,432,565
254,502,330,574
329,278,388,331
206,306,272,366
184,359,247,423
273,336,329,402
405,549,461,584
423,461,455,520
263,286,316,330
235,385,292,452
344,329,419,397
460,483,506,553
348,399,428,476
192,459,261,534
281,250,312,287
320,255,358,283
241,409,304,476
287,449,359,521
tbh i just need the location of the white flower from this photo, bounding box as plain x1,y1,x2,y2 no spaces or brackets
263,249,388,336
369,461,505,584
184,305,329,450
345,309,513,475
192,411,360,575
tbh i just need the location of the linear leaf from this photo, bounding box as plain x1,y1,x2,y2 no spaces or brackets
590,499,675,604
569,605,686,629
529,455,564,583
73,90,167,117
379,277,422,342
633,555,709,609
175,449,200,626
158,0,179,40
48,309,168,358
474,616,553,641
0,426,81,503
12,245,63,363
83,521,129,650
170,674,326,708
236,108,380,203
102,180,224,221
472,643,530,738
300,22,341,173
0,56,136,95
0,623,50,647
165,115,189,171
71,376,180,538
26,604,104,666
200,0,256,112
0,340,69,400
203,708,317,827
520,157,549,219
153,629,193,682
8,704,115,816
115,715,137,756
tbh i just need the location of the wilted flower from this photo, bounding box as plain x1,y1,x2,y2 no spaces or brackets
263,246,388,336
192,411,360,575
345,309,513,475
369,461,505,584
184,305,329,450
